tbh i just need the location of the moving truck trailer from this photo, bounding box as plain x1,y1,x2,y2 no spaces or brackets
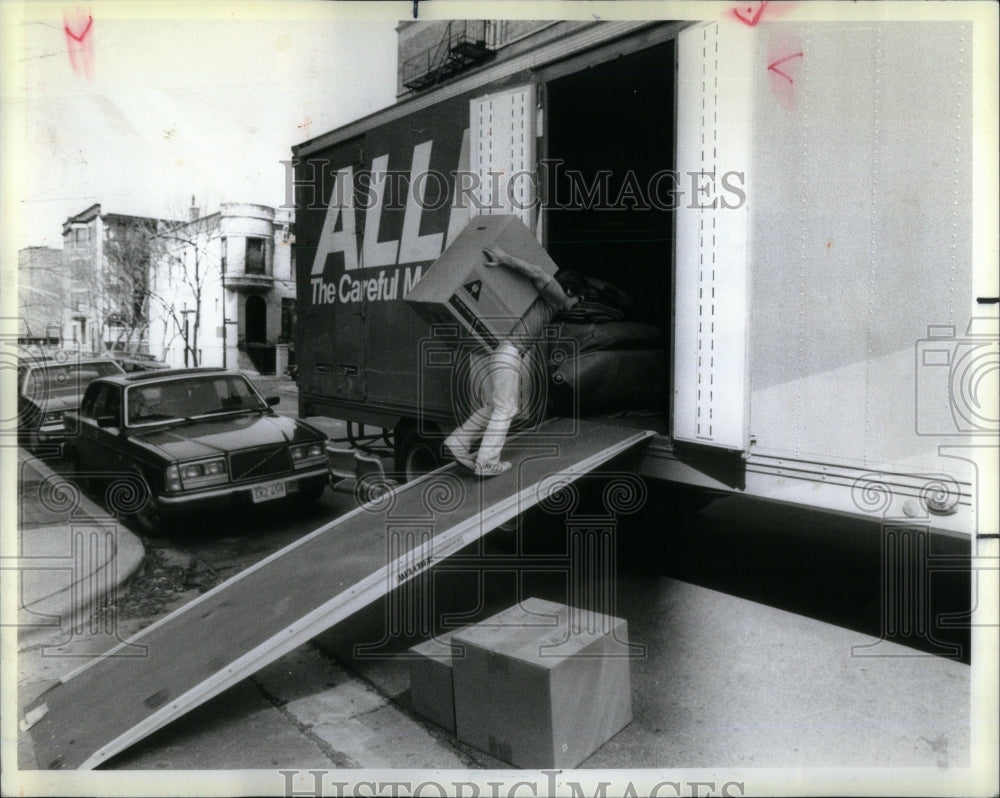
291,19,997,537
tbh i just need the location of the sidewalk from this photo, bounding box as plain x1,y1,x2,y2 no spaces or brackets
15,449,146,651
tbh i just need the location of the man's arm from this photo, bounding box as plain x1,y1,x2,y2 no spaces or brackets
483,244,552,291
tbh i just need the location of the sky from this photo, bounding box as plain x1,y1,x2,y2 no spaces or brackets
6,1,402,249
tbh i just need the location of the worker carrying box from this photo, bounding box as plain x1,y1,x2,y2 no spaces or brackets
405,216,586,477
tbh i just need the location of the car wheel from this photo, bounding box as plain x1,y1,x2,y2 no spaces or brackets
394,428,442,482
128,472,165,536
67,443,91,491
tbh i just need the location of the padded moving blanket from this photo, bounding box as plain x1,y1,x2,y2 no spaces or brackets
549,348,667,415
556,321,665,353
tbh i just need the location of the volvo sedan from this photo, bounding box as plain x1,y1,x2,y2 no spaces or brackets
64,368,329,533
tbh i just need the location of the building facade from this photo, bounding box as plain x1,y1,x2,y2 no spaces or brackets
149,203,296,374
61,204,167,355
17,246,68,345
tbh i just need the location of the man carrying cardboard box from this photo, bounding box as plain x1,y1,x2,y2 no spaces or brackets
444,244,584,477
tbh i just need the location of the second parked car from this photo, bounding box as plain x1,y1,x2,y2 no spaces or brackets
18,354,126,452
64,368,329,533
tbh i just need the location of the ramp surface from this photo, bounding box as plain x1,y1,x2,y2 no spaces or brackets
23,418,653,769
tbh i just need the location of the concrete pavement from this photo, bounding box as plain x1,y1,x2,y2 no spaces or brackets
8,378,985,789
15,448,146,651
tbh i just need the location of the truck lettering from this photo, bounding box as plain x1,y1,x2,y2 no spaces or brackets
338,269,400,303
445,128,473,247
360,155,400,268
398,140,444,265
310,166,358,275
308,128,484,290
311,278,338,305
403,265,423,294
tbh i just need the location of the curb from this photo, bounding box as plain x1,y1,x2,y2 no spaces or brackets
16,450,146,651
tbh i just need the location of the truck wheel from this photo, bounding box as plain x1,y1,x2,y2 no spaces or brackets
299,482,326,504
395,428,441,482
645,482,718,515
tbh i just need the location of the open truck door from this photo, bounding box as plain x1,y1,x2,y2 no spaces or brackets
469,84,537,231
672,21,753,453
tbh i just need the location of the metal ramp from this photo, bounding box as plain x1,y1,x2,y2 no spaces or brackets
22,418,653,770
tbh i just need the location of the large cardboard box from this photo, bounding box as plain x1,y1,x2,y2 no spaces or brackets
452,597,632,768
408,629,468,733
404,215,558,350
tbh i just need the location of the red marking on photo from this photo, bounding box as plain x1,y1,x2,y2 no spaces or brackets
732,1,769,26
767,33,804,110
767,51,803,83
64,8,95,78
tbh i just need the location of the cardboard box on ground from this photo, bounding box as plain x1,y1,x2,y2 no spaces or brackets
409,598,633,768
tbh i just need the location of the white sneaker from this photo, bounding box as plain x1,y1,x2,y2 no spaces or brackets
475,460,511,477
443,436,476,470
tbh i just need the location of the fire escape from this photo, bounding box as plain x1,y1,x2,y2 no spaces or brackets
402,21,496,92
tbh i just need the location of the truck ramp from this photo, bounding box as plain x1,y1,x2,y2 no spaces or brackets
22,417,653,769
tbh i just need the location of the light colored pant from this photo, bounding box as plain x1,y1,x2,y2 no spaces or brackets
449,341,521,466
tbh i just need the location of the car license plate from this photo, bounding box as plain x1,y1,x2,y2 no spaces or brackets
252,480,287,503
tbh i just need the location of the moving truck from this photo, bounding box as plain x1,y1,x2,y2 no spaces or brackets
291,18,997,537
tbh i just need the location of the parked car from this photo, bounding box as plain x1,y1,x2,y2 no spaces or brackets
17,355,126,452
63,367,329,533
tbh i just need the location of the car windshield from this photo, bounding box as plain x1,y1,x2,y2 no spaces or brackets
126,375,267,425
22,361,123,399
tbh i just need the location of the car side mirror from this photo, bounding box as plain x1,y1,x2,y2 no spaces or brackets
265,396,281,407
96,415,119,428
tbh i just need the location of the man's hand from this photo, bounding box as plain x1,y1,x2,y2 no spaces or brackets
481,243,552,291
482,244,508,268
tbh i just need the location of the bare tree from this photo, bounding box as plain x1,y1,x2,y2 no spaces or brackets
146,213,221,367
102,220,156,352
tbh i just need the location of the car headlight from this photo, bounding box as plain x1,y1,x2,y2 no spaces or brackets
175,457,228,488
165,465,183,492
42,411,64,425
290,442,325,464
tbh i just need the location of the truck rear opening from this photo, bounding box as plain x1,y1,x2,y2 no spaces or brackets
543,40,675,431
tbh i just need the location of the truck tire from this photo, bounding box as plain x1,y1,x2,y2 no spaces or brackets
299,482,326,504
394,427,442,482
644,481,718,515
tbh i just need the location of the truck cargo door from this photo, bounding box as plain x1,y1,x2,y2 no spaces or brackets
672,22,752,452
469,84,537,230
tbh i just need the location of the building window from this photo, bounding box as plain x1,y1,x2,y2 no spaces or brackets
220,237,227,274
246,237,266,275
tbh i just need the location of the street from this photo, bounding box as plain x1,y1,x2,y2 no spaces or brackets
18,389,976,773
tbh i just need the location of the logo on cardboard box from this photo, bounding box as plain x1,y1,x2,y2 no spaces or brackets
463,279,482,301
